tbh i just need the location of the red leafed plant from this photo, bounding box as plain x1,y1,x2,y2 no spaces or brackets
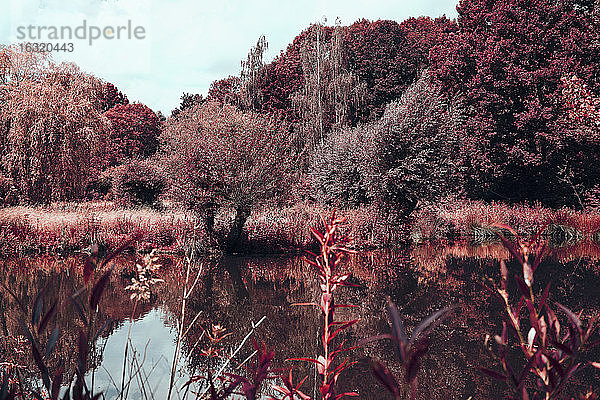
287,212,359,400
184,325,276,400
225,341,275,400
480,224,600,399
271,369,311,400
365,299,454,400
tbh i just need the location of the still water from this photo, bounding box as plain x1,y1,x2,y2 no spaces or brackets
1,241,599,399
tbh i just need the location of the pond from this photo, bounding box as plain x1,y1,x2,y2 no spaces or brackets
1,241,599,399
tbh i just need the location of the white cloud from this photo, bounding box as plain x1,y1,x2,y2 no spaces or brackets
1,0,458,114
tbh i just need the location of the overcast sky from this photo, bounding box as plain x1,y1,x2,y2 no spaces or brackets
2,0,458,114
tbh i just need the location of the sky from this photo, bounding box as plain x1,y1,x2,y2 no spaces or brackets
1,0,459,115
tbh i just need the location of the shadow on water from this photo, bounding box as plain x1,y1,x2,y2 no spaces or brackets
0,240,599,399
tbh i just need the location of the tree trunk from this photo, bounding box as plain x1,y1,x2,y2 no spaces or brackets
225,260,249,301
204,201,217,233
225,205,251,253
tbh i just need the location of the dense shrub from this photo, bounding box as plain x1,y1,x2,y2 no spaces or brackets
373,72,465,215
85,172,113,200
309,123,374,208
109,159,166,207
158,101,294,251
104,103,161,167
309,72,465,216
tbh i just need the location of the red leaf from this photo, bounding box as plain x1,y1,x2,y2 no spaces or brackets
38,298,58,334
518,350,540,384
90,269,111,310
515,275,530,298
101,233,140,268
329,319,359,342
497,233,524,265
555,302,582,336
310,227,325,244
83,257,95,285
370,360,401,397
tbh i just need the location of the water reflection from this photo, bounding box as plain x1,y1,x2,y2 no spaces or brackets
92,309,179,399
0,242,599,399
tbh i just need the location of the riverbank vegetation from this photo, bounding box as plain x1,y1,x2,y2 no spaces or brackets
2,0,600,255
1,0,600,398
6,201,600,256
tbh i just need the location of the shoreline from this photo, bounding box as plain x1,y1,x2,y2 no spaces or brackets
0,201,404,256
2,200,600,256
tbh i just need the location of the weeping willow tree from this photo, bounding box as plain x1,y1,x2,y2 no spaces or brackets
239,35,269,111
292,20,366,160
0,46,109,203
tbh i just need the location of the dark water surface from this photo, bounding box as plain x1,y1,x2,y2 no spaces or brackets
1,241,600,399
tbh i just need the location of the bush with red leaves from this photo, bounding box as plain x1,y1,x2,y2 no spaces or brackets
104,103,161,167
109,159,166,207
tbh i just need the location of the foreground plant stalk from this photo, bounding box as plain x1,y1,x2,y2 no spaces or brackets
289,212,359,400
481,224,600,399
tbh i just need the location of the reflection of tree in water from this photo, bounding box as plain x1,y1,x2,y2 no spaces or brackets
167,252,494,399
1,247,598,399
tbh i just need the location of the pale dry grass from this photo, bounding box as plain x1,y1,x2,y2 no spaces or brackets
412,199,600,241
0,201,202,254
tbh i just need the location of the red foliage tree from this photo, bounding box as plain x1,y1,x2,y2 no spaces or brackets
551,75,600,209
104,103,161,167
258,27,330,121
207,18,455,128
207,26,332,123
170,92,205,118
0,47,109,203
345,17,457,122
99,82,129,112
429,0,600,205
207,75,241,107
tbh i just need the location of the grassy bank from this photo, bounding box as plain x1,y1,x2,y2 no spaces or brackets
412,200,600,245
0,202,202,255
0,201,405,255
5,200,600,256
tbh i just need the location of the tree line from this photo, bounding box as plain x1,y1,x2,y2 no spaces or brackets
1,0,599,251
